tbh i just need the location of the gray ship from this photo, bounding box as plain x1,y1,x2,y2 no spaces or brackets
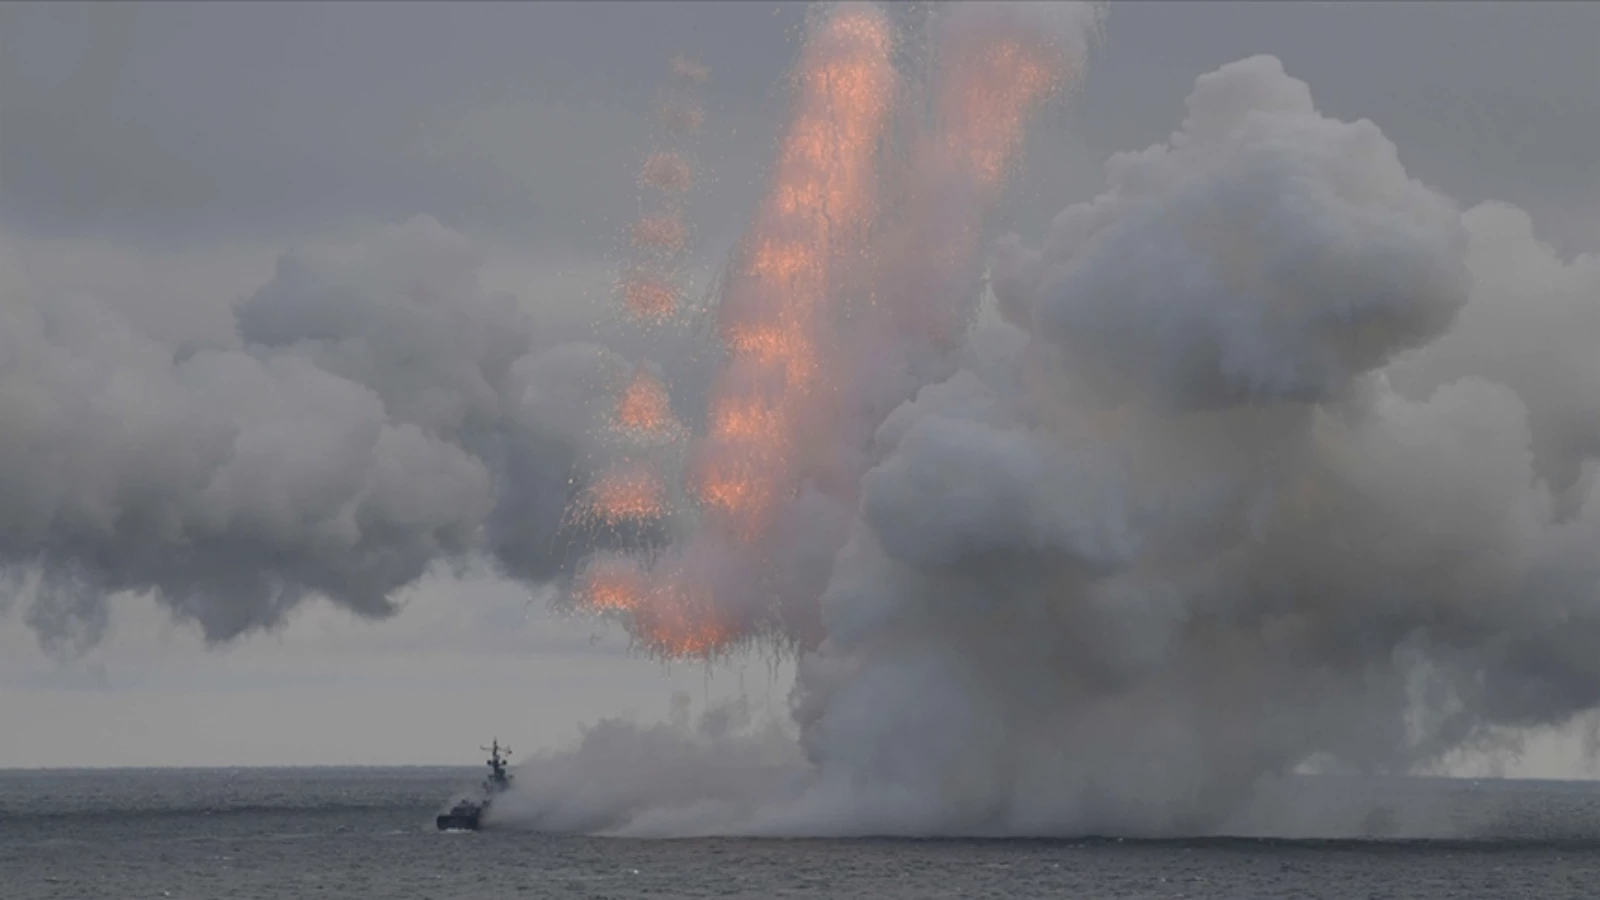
435,739,513,831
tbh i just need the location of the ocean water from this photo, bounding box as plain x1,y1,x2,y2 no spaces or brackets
4,768,1600,899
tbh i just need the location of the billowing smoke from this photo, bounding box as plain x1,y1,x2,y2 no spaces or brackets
1388,202,1600,519
10,0,1600,839
498,31,1600,837
491,694,808,837
0,215,640,653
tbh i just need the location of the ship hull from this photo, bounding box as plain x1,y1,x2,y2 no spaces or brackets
436,811,481,831
438,739,512,832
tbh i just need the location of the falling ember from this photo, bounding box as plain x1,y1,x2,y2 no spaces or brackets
630,214,688,254
637,606,737,658
868,17,1079,357
724,321,819,386
583,465,667,525
694,3,897,542
557,6,1091,665
695,466,778,537
745,237,815,283
669,54,710,86
708,393,784,444
616,367,676,436
938,35,1072,189
575,556,648,613
658,99,706,136
639,152,693,194
619,274,679,322
617,56,703,332
573,555,738,658
633,577,738,658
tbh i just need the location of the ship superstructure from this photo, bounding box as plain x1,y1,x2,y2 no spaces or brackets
435,739,513,831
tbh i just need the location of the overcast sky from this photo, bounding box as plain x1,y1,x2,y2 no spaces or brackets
2,1,1597,769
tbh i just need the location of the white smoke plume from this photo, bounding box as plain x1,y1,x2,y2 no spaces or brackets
0,215,647,653
9,0,1599,839
1388,202,1600,519
500,48,1600,837
488,694,807,837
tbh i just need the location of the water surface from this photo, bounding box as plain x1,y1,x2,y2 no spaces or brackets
4,768,1597,898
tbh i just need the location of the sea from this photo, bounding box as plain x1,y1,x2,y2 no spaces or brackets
4,768,1600,899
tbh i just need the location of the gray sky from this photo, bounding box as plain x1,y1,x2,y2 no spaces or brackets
1,1,1597,768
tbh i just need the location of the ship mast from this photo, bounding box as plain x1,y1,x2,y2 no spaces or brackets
481,738,513,789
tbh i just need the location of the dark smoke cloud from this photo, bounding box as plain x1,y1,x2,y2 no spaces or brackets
0,215,637,653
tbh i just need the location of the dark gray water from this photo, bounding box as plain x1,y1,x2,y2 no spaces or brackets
4,768,1600,899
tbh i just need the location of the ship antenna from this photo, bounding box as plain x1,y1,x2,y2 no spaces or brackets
481,738,513,778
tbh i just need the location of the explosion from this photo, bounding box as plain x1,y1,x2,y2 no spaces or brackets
572,552,740,660
508,0,1600,839
16,0,1596,843
615,55,708,333
937,30,1075,188
580,464,666,526
568,2,1086,651
574,555,648,613
556,0,1089,708
693,2,897,544
630,214,688,255
629,578,738,659
619,273,679,322
615,366,678,437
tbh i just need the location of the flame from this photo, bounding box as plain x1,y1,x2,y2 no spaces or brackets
573,556,737,657
635,561,740,658
939,35,1071,189
723,321,818,387
619,274,679,322
618,59,703,333
747,237,815,283
636,592,737,657
616,367,676,436
583,465,666,525
563,7,1083,662
694,4,896,542
708,393,784,443
871,23,1076,355
631,214,688,254
575,556,649,613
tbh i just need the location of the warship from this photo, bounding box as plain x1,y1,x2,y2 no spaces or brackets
435,739,513,831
